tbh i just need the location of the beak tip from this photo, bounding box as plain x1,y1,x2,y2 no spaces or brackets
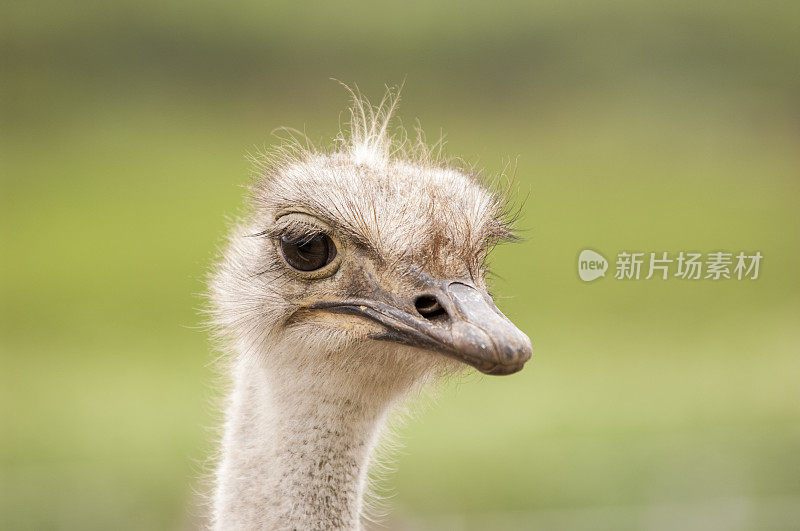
451,322,533,375
492,333,532,374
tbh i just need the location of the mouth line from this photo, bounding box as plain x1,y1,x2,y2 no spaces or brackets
308,299,526,375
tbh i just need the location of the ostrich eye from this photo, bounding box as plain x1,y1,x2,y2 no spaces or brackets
279,233,337,272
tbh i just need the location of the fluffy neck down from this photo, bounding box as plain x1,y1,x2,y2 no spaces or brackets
212,344,417,530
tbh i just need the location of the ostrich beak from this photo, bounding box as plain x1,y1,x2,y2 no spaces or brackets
310,281,532,375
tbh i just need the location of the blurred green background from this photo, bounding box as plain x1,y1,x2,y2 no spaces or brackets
2,1,799,529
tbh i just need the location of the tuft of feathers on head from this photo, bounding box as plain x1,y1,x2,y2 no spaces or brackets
250,82,446,172
338,82,399,167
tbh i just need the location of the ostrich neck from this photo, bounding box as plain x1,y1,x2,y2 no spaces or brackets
213,354,395,530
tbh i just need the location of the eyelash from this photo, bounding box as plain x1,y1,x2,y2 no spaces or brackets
257,223,327,244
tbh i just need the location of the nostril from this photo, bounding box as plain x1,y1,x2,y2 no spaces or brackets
414,295,449,323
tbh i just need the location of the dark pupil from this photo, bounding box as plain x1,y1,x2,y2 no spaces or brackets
280,234,334,271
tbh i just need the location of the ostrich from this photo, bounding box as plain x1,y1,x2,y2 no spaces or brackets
208,88,532,530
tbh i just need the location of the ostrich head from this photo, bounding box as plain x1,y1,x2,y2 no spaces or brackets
210,90,532,397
